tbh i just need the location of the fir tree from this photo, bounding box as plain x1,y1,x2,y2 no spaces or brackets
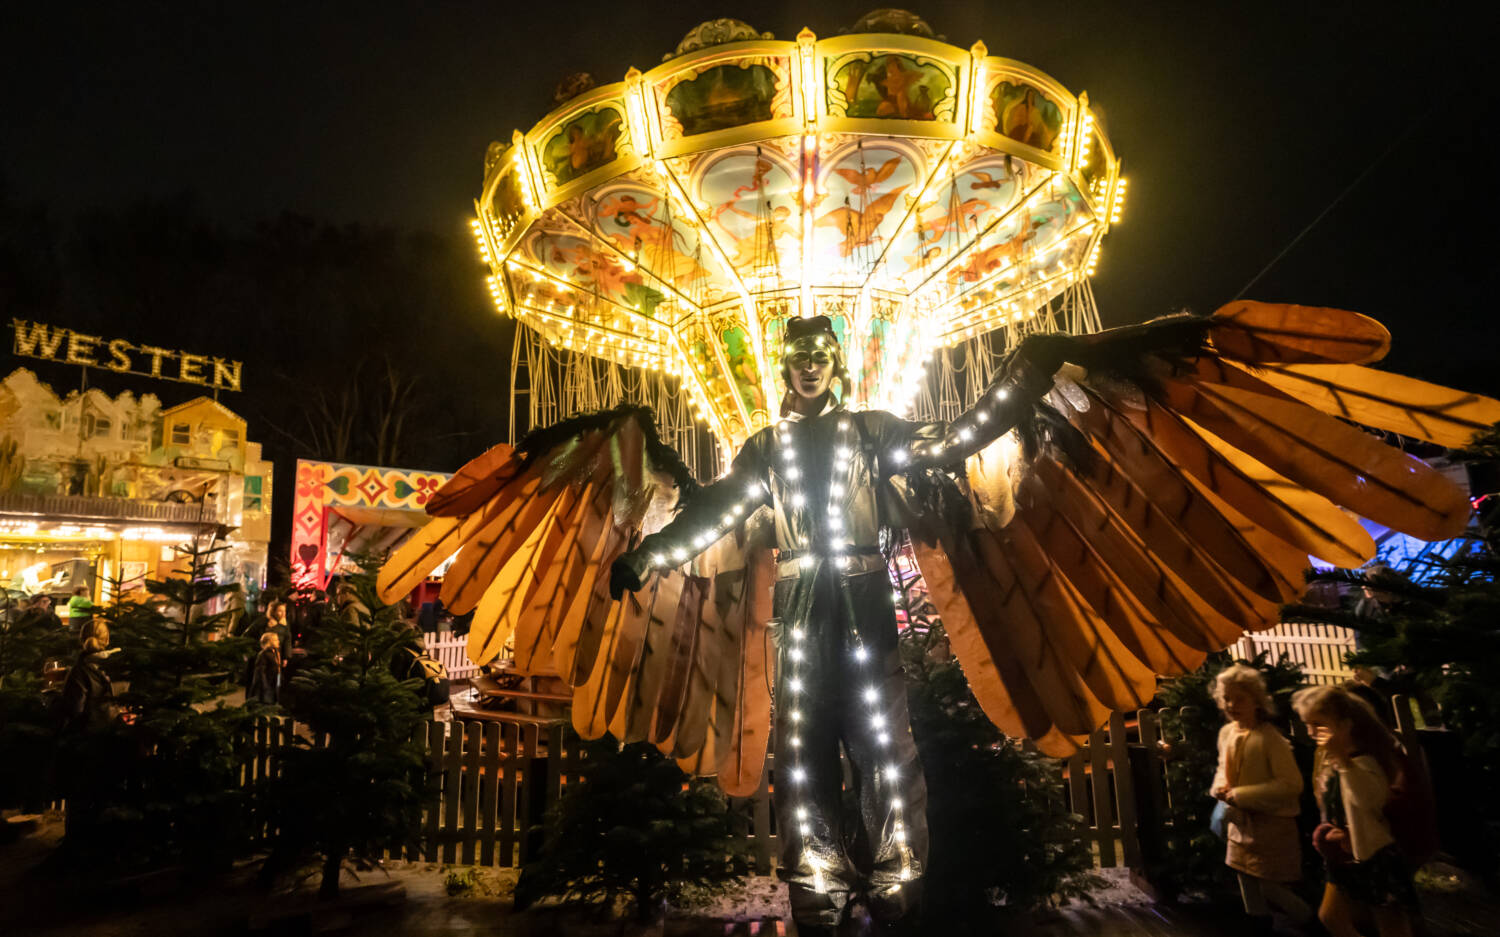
0,593,69,811
899,619,1097,929
514,737,749,923
61,530,256,870
260,567,429,898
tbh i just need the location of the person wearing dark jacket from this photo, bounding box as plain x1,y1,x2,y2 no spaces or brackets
247,632,282,705
610,316,1067,936
59,629,115,730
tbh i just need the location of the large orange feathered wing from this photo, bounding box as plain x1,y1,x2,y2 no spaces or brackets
376,407,776,797
912,301,1500,757
379,302,1499,775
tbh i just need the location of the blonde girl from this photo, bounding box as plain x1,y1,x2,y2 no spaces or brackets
1291,685,1417,937
1210,664,1312,932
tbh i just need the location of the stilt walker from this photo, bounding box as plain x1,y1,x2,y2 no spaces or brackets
609,314,1065,931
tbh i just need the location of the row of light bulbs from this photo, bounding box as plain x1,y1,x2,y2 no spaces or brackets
774,413,913,889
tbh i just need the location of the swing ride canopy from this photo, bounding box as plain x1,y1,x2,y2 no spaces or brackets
472,15,1124,457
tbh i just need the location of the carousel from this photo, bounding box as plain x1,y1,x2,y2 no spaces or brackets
475,12,1120,476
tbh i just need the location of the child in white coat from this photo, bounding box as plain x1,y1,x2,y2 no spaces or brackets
1211,664,1313,933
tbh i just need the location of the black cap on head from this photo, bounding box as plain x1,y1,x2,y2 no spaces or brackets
783,315,840,348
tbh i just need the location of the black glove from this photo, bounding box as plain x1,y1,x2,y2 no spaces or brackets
609,555,645,600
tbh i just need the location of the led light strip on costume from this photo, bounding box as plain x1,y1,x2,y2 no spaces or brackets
775,413,837,891
647,478,765,570
776,413,914,889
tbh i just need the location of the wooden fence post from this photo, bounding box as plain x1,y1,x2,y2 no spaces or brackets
422,721,444,862
1108,712,1142,869
1088,722,1116,867
460,721,481,865
478,722,501,866
441,724,463,863
750,753,774,875
517,721,544,865
499,722,521,866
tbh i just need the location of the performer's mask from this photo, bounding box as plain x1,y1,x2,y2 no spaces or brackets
780,316,852,411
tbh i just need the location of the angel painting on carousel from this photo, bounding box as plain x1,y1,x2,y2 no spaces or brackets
379,298,1499,935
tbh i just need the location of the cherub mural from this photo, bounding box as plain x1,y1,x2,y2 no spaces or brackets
836,55,949,121
542,107,623,186
992,80,1064,152
665,63,780,137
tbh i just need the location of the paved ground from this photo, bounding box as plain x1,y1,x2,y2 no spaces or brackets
4,814,1498,936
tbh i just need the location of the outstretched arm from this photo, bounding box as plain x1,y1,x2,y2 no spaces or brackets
872,333,1073,472
610,441,770,597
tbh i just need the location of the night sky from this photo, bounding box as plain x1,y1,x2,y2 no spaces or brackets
4,1,1492,391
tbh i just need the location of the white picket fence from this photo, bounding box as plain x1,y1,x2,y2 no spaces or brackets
423,633,480,682
1230,622,1356,685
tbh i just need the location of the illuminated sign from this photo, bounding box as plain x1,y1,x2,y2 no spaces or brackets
11,319,243,392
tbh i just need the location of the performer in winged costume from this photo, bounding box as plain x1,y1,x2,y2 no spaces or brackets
379,301,1499,936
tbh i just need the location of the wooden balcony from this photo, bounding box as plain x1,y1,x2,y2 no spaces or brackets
0,492,215,525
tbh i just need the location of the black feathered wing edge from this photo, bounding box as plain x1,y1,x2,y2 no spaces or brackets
902,301,1500,757
375,405,778,797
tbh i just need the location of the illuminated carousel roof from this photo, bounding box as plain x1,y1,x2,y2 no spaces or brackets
472,13,1125,451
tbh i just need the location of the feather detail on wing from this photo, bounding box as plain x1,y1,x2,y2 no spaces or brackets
376,405,773,795
918,301,1494,752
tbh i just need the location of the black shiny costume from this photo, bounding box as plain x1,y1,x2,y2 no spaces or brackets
615,337,1059,932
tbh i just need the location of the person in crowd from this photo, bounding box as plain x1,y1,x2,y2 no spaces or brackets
247,632,282,705
4,593,30,622
331,580,366,628
66,586,94,640
417,597,444,634
1345,666,1397,729
59,626,115,730
265,599,293,650
1211,664,1313,934
450,608,474,638
34,594,62,631
1292,685,1418,937
235,594,271,638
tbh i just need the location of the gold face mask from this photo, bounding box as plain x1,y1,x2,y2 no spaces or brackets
785,349,833,371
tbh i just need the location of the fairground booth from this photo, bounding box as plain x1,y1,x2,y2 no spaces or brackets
0,367,272,604
291,457,573,714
